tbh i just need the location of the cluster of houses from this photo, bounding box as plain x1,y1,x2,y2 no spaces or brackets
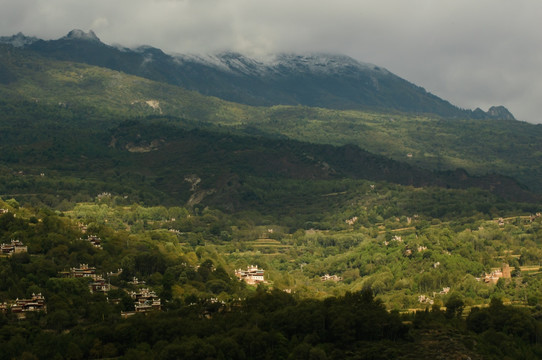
131,288,161,313
96,192,112,200
57,264,162,317
235,265,265,285
383,235,403,247
345,216,358,226
57,264,163,317
0,293,47,319
436,287,450,296
417,265,513,307
381,234,432,258
80,235,102,249
121,288,162,318
477,264,511,284
320,274,342,282
59,263,111,293
0,239,27,256
418,287,451,305
418,294,434,305
128,277,146,285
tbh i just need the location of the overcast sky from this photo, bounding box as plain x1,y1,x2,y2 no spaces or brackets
2,0,541,123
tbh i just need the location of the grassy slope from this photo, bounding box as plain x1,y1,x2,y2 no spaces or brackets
0,44,255,124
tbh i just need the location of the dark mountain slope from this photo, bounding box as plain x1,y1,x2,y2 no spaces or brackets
0,42,540,194
3,116,532,208
1,30,513,119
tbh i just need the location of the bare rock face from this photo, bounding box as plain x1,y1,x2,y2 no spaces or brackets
487,105,516,120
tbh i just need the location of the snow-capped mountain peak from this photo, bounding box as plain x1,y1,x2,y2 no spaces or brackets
0,32,39,47
0,30,514,119
62,29,101,42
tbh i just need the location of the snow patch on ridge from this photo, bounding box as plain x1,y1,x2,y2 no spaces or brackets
268,53,389,75
173,52,389,77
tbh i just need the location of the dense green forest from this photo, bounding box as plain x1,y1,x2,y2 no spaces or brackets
1,195,542,359
1,42,542,358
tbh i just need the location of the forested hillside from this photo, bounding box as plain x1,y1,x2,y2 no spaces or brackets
1,43,541,193
1,38,542,359
1,191,542,359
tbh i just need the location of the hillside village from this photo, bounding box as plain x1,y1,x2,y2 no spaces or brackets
0,293,46,319
0,239,27,256
235,265,265,285
0,22,542,358
3,199,540,314
0,122,541,358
